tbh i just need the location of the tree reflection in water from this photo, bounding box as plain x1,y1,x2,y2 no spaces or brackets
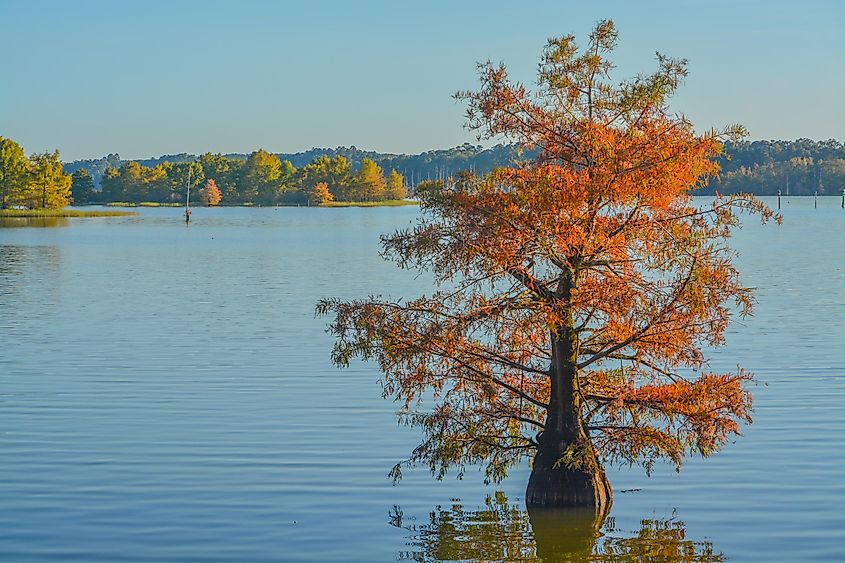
0,217,70,228
390,493,723,562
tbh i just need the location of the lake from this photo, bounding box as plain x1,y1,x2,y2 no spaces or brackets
1,197,843,561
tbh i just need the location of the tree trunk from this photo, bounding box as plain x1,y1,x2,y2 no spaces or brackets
526,274,613,510
526,448,612,509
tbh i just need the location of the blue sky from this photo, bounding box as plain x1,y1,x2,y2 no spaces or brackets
1,0,843,161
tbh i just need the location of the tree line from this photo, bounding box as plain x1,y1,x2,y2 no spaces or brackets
64,138,845,201
0,136,71,209
63,144,523,195
5,133,844,210
705,139,845,195
72,150,408,205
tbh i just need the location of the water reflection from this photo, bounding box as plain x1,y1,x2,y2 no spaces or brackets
0,217,71,228
390,494,723,562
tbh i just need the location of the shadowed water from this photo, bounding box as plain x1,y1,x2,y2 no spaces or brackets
0,198,843,561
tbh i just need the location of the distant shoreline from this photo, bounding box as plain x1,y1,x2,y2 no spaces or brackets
81,200,420,209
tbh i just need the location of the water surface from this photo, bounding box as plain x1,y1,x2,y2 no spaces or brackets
1,198,843,561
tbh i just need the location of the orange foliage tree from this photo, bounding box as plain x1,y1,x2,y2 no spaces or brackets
200,178,222,206
318,21,777,509
310,181,334,206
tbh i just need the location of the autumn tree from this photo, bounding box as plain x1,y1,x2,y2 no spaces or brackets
199,178,222,206
27,151,71,209
318,21,776,510
352,158,386,201
385,169,407,200
309,181,334,206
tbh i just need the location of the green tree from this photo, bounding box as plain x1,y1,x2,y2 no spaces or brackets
118,161,146,202
100,166,122,201
223,158,245,203
144,164,171,202
241,149,284,205
385,169,406,200
299,155,331,191
27,151,71,209
169,161,204,204
327,155,353,200
299,155,353,201
198,152,240,203
0,136,30,209
276,159,297,203
70,168,96,204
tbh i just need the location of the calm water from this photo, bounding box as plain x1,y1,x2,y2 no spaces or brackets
1,198,843,561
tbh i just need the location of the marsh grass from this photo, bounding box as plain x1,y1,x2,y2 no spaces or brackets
323,200,418,208
105,202,180,208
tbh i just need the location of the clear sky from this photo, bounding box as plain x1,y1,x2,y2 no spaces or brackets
1,0,843,161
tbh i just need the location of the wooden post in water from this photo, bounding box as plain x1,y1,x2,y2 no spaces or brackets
814,191,818,209
777,189,781,210
185,167,192,225
841,188,844,209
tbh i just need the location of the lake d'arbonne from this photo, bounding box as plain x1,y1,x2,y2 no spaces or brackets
1,197,843,562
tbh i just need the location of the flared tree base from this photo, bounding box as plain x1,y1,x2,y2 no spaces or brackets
525,456,612,511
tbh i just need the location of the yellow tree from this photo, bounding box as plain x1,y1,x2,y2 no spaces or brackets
385,169,407,200
353,158,386,201
27,151,71,209
318,21,776,509
0,136,31,209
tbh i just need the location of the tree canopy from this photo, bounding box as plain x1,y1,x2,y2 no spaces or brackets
63,138,845,201
0,137,30,209
199,178,222,206
309,182,334,206
78,151,407,205
71,168,96,204
0,137,71,210
318,20,777,507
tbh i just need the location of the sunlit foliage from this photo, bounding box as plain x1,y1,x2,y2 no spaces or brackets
0,137,71,210
199,178,222,206
310,181,334,206
386,169,408,200
88,151,407,205
319,21,777,488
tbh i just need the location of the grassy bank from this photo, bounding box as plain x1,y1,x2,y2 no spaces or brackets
323,199,419,208
0,209,137,218
105,202,181,207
